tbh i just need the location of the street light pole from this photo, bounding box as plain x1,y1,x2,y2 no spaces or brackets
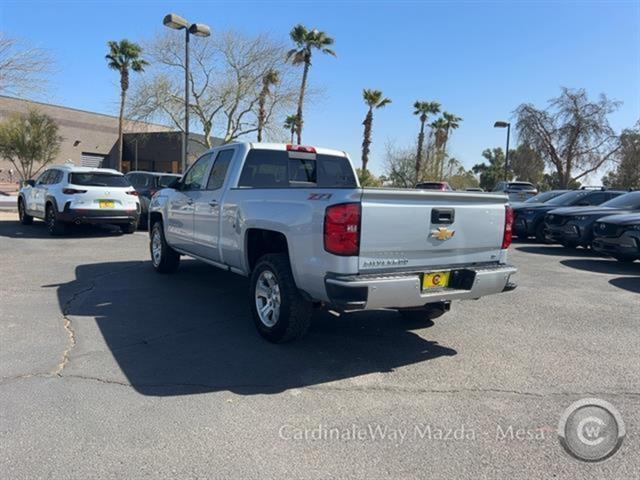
494,121,511,181
183,28,190,174
163,13,210,174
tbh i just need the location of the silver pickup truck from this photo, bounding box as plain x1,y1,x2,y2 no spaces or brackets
148,143,517,342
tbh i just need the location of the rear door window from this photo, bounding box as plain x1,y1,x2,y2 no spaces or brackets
70,172,130,187
206,150,234,190
238,150,356,188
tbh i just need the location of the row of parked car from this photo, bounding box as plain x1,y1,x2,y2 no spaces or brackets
512,188,640,263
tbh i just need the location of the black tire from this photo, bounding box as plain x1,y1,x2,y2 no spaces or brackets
18,198,33,225
150,221,180,273
250,253,312,343
534,222,546,243
45,204,67,236
120,221,138,234
561,241,578,249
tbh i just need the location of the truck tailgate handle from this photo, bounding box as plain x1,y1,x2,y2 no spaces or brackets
431,208,455,224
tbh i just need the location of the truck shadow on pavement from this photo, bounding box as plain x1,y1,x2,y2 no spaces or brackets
0,220,124,239
54,260,457,396
609,277,640,293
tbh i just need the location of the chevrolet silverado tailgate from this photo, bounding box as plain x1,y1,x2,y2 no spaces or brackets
358,188,508,272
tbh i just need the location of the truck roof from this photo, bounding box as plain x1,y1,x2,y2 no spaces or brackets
247,142,348,158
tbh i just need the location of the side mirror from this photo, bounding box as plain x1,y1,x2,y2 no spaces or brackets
26,179,35,187
168,178,181,189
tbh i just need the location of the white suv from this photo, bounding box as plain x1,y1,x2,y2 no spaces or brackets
18,165,140,235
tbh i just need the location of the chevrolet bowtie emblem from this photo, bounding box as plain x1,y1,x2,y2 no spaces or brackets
430,227,455,241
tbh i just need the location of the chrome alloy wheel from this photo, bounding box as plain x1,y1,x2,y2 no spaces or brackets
254,270,281,327
151,226,162,267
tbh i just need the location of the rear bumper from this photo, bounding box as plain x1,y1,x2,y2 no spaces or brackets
58,205,139,225
325,264,517,311
592,233,640,258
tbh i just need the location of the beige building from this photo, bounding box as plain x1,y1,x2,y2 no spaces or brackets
0,95,172,180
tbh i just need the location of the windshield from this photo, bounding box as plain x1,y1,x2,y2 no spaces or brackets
525,190,566,203
544,190,589,206
70,172,130,187
600,191,640,209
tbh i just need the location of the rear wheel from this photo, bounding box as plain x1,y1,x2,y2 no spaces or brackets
150,221,180,273
120,221,138,234
250,253,312,343
18,198,33,225
45,204,67,236
561,241,579,249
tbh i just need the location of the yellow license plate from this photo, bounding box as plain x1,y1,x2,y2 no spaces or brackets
99,200,115,208
422,271,450,289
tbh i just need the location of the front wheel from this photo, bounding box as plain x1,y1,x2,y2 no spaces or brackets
613,255,636,263
18,198,33,225
150,221,180,273
250,254,312,343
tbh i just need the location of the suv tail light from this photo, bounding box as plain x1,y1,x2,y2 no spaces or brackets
324,203,360,256
62,188,87,194
502,205,514,249
126,190,139,196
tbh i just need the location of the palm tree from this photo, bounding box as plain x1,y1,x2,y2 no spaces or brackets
440,112,463,177
257,69,280,142
283,114,298,144
413,101,440,180
361,89,391,172
287,24,336,144
430,117,448,179
105,39,148,171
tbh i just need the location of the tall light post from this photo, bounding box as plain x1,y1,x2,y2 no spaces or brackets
163,13,211,173
494,121,510,181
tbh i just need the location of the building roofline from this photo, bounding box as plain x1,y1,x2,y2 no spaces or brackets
0,94,169,129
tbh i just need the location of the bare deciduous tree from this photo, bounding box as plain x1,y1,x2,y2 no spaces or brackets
128,30,298,149
515,88,621,187
0,33,54,96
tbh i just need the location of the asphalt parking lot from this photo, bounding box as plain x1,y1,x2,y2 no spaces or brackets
0,214,638,479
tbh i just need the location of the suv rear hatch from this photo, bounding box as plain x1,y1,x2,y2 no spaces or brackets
358,189,508,272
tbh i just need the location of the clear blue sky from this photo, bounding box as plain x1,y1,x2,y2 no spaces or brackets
1,0,639,175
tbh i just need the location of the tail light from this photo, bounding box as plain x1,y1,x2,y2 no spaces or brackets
502,205,514,249
286,144,316,154
62,188,87,194
126,190,139,196
324,203,360,256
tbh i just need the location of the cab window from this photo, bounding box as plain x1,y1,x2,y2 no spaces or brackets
206,150,233,190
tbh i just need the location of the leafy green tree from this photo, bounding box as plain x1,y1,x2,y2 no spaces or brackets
105,39,148,171
356,168,383,187
361,89,391,173
257,69,280,142
0,109,62,180
287,25,336,144
509,144,545,185
602,127,640,189
413,101,440,180
283,114,298,143
472,148,511,191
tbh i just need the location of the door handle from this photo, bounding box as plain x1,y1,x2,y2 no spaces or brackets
208,200,218,207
